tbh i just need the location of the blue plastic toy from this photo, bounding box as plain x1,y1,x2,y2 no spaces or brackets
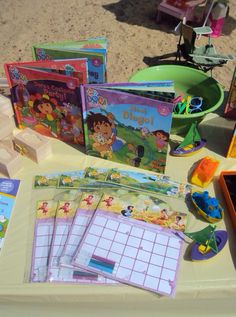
191,191,224,223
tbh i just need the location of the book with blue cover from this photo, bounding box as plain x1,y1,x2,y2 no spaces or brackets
0,178,20,251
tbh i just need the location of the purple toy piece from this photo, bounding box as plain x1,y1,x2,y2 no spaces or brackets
172,139,206,156
191,230,228,261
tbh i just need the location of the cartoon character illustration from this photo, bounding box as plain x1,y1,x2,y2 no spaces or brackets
86,169,99,179
64,64,75,76
87,112,125,157
35,176,49,187
35,48,49,60
150,158,166,173
159,208,169,220
60,176,73,187
60,119,73,135
82,195,94,205
152,130,169,152
169,216,185,230
127,144,145,167
71,121,82,143
0,215,7,223
32,94,63,136
90,132,112,158
166,186,179,196
59,202,71,215
109,172,121,182
102,196,114,207
152,208,169,225
140,127,149,139
121,205,135,217
16,83,30,106
38,201,49,215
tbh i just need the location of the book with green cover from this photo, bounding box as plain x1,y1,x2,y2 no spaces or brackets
32,37,108,84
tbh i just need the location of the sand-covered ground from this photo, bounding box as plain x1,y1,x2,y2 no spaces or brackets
0,0,236,91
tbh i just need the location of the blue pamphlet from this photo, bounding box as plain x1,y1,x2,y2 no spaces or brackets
0,178,20,250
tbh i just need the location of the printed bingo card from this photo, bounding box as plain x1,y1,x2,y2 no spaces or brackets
60,192,101,268
59,192,116,284
73,210,184,296
30,200,58,282
47,200,78,282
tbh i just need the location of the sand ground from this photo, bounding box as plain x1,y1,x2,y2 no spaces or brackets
0,0,236,91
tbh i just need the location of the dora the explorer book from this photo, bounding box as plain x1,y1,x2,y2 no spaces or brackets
4,59,88,145
32,37,108,84
80,82,175,173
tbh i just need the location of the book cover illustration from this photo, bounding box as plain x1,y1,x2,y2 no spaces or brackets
81,84,174,173
224,66,236,119
0,178,20,250
98,192,187,232
226,123,236,158
32,37,107,84
4,59,88,145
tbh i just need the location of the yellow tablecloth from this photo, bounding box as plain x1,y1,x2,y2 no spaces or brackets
0,113,236,317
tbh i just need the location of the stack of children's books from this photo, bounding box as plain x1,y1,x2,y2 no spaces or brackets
4,37,176,173
4,37,108,146
29,167,189,297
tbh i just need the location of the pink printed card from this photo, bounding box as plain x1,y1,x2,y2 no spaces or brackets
56,192,116,284
30,200,58,282
47,200,78,282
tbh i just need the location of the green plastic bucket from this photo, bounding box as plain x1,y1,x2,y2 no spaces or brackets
129,65,224,134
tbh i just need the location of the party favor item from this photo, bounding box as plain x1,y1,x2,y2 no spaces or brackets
191,191,223,223
13,128,52,163
170,122,206,157
190,156,219,188
0,143,22,178
185,225,228,261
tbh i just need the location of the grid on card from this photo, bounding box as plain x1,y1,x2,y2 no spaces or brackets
74,212,183,296
31,222,54,282
48,222,73,281
60,213,93,266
